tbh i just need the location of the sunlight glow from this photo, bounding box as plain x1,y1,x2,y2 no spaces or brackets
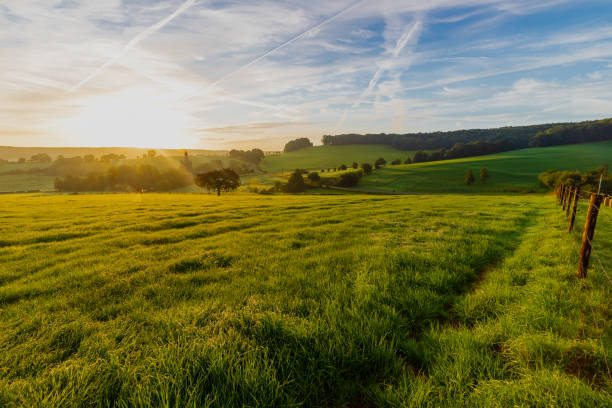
56,89,196,148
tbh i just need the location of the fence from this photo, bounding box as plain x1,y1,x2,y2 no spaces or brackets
555,183,612,381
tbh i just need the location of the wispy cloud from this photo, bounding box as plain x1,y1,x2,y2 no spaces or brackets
1,0,611,149
67,0,198,92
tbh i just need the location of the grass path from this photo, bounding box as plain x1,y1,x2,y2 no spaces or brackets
383,200,612,406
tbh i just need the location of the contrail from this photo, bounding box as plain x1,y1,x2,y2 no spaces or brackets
181,0,364,101
360,19,421,100
337,18,422,129
67,0,198,93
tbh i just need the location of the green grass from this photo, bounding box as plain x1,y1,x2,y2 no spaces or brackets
358,141,612,194
0,193,610,406
261,144,408,173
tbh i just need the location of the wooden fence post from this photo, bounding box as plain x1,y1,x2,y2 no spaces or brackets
560,185,566,206
568,187,580,232
577,193,603,278
565,186,574,217
563,186,570,211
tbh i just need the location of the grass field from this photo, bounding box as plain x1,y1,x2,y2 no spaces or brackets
261,145,408,173
0,193,610,406
357,141,612,194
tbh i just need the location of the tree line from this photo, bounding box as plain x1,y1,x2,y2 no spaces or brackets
538,165,611,193
54,164,193,192
321,118,612,152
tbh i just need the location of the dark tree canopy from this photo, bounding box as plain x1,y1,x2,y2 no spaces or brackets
538,165,611,192
284,138,313,153
374,158,386,167
30,153,52,163
194,168,240,196
229,149,264,164
307,172,321,182
321,118,612,158
360,163,372,175
286,169,307,193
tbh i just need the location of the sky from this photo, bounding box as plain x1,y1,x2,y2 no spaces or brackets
1,0,612,150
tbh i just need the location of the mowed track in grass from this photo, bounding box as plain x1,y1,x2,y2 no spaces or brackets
0,193,610,406
354,141,612,194
261,144,408,173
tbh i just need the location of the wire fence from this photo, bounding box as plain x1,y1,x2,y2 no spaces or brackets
555,184,612,382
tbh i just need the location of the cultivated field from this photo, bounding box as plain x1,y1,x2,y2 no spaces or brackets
358,141,612,194
1,193,610,407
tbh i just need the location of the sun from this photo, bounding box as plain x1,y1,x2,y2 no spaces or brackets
56,88,196,148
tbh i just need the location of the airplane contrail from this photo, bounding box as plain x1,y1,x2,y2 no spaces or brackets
67,0,198,93
181,0,364,101
337,18,422,129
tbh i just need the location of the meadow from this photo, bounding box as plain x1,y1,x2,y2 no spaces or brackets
0,193,610,407
261,144,407,173
357,141,612,194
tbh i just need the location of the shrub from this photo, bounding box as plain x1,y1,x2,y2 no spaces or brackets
338,171,362,187
412,150,429,163
339,164,347,171
374,158,386,167
360,163,372,175
480,167,490,183
307,172,321,183
465,170,475,185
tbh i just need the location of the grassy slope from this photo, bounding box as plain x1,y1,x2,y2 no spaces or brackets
0,193,610,406
261,144,408,173
358,141,612,193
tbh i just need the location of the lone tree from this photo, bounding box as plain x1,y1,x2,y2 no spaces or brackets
195,168,240,196
360,163,373,175
465,170,475,185
286,169,306,193
339,164,347,170
352,162,358,169
480,167,490,183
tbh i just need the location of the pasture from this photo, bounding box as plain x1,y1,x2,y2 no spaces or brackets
0,193,610,407
261,144,407,173
358,141,612,194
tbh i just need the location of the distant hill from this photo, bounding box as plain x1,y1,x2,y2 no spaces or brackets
261,144,406,174
356,140,612,194
0,146,227,162
321,118,612,153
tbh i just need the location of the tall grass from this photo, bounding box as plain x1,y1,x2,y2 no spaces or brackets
0,193,610,406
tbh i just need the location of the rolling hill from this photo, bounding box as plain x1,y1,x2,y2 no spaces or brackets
261,144,408,174
352,141,612,194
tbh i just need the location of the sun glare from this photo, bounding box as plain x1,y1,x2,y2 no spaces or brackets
57,89,196,148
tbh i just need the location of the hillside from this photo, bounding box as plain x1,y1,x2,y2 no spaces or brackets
261,144,406,173
355,141,612,194
322,117,612,152
0,193,610,406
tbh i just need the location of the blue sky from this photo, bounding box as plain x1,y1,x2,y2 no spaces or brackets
1,0,612,149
